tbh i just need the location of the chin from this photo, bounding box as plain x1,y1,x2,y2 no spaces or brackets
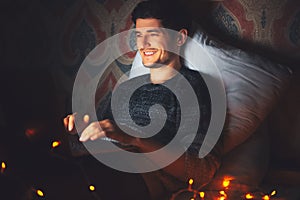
143,62,169,69
142,62,157,68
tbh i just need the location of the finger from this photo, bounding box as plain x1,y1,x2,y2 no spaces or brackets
90,132,105,141
63,117,68,128
79,123,103,142
68,115,74,131
80,129,105,142
83,114,90,124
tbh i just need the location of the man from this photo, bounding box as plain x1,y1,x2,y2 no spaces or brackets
64,1,221,199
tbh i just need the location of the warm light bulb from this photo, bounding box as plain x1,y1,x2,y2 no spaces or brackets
262,195,270,200
52,141,61,148
187,178,194,190
89,185,95,191
1,162,6,169
219,190,226,196
245,193,254,199
199,191,205,198
222,179,230,188
1,161,6,173
222,176,233,188
223,180,230,188
270,190,276,196
36,189,44,197
218,197,226,200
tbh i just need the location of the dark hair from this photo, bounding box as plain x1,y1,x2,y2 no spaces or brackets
131,0,191,32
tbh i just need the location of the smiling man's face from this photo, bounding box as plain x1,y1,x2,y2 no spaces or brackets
135,18,178,68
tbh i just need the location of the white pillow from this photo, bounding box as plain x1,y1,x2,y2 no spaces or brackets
130,26,292,154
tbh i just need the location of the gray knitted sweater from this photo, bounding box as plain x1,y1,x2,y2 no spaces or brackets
97,66,221,196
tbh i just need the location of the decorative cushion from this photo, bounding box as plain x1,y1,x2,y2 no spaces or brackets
130,24,292,154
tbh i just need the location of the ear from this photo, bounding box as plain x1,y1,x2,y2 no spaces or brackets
176,29,188,46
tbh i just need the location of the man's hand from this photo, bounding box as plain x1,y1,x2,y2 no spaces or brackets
63,114,135,144
63,113,90,134
79,119,135,144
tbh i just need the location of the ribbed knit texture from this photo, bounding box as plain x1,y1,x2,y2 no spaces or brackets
97,66,221,195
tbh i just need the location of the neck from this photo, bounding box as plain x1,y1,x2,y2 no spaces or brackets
150,57,182,84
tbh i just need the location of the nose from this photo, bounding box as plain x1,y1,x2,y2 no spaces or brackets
138,35,150,49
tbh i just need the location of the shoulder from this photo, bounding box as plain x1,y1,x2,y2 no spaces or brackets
180,66,207,89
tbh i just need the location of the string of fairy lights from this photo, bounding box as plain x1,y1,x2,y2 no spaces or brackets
170,178,278,200
1,160,46,199
0,138,102,200
1,139,280,200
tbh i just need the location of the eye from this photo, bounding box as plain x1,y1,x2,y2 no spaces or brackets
136,33,142,38
150,33,159,37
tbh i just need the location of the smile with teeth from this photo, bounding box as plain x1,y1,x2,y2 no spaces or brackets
142,49,157,56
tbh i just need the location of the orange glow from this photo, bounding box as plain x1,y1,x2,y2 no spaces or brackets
52,141,61,148
190,198,195,200
36,189,44,197
1,162,6,169
270,190,276,196
218,190,227,200
1,161,6,173
262,195,270,200
25,128,36,136
199,191,205,198
222,177,233,188
89,185,95,191
188,179,194,185
245,193,254,199
222,179,230,188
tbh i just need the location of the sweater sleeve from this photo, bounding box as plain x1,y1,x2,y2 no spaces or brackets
96,92,113,121
181,67,223,189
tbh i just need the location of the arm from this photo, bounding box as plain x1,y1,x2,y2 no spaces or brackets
77,119,221,187
63,70,221,187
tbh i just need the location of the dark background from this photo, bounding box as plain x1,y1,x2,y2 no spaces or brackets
0,0,299,199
